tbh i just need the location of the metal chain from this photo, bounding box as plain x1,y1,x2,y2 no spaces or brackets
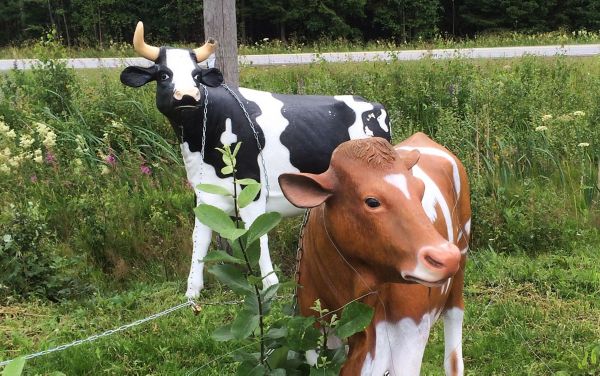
0,300,195,368
198,83,209,185
220,83,271,198
292,209,311,314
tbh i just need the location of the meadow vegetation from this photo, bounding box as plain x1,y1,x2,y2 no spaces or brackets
0,39,599,374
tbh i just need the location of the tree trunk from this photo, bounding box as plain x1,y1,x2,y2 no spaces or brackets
203,0,239,86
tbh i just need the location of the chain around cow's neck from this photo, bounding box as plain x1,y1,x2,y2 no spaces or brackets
220,83,270,199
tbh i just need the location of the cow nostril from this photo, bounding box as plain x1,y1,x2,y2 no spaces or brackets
424,255,444,269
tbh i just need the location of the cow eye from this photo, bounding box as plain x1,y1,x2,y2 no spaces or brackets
193,73,201,82
159,72,170,81
365,197,381,208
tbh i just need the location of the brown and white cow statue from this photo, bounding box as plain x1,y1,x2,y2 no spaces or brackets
279,134,471,375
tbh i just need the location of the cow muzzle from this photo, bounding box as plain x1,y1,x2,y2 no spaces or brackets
403,243,461,286
173,88,201,105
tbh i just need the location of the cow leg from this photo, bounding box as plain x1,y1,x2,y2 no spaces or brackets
443,307,464,376
240,200,279,289
443,268,465,376
185,218,213,299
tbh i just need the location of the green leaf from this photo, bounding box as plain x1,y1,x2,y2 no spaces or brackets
335,301,374,339
261,283,280,304
201,250,245,265
231,309,260,340
232,350,259,363
246,212,282,246
266,326,287,340
286,316,321,351
246,239,261,267
212,324,234,341
194,204,236,234
236,362,265,376
220,228,248,241
2,357,25,376
208,264,253,295
269,368,286,376
221,165,234,175
238,183,262,208
243,292,260,315
236,178,259,185
232,142,242,157
196,183,232,196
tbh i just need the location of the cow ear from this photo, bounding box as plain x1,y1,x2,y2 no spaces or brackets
399,149,420,170
279,172,333,208
201,68,224,87
120,66,157,87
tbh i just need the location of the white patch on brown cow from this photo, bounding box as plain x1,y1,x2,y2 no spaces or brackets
361,312,437,375
397,146,461,197
443,308,464,376
411,165,454,241
384,173,411,200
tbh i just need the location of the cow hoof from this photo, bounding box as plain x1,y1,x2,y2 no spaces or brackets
262,273,279,289
186,283,204,299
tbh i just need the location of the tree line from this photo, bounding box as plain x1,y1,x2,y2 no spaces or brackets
1,0,599,47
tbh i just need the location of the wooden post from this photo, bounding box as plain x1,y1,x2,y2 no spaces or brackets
203,0,239,86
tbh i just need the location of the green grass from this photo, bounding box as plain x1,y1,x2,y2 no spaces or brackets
2,29,600,59
2,242,599,375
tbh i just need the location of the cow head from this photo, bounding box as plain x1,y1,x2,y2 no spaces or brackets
120,22,223,124
279,137,461,287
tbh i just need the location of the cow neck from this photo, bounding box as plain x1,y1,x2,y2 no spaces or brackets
320,204,377,300
221,83,270,198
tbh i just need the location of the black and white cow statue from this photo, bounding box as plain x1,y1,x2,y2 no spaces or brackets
120,22,391,299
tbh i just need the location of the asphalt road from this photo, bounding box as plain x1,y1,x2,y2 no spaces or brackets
1,44,599,71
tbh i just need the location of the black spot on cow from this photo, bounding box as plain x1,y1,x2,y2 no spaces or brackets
177,86,265,184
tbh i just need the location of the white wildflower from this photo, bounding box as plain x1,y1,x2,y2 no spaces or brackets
35,122,50,137
6,129,16,139
43,131,57,148
100,165,110,175
262,37,269,42
34,155,43,164
2,234,12,243
535,126,548,132
0,164,10,173
0,122,10,133
541,114,553,122
578,142,590,147
573,110,585,117
19,134,35,149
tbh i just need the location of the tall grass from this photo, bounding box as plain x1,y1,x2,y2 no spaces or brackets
0,44,598,300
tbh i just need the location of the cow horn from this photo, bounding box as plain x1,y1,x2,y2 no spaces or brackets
194,38,217,62
133,21,159,61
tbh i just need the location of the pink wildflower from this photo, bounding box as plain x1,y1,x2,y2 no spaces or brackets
105,153,117,167
140,164,152,175
45,151,56,165
30,174,38,183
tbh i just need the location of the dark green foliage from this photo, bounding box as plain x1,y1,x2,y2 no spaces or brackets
0,202,90,301
3,0,600,47
367,0,442,42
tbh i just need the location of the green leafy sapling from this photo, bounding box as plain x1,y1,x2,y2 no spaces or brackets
194,142,374,375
